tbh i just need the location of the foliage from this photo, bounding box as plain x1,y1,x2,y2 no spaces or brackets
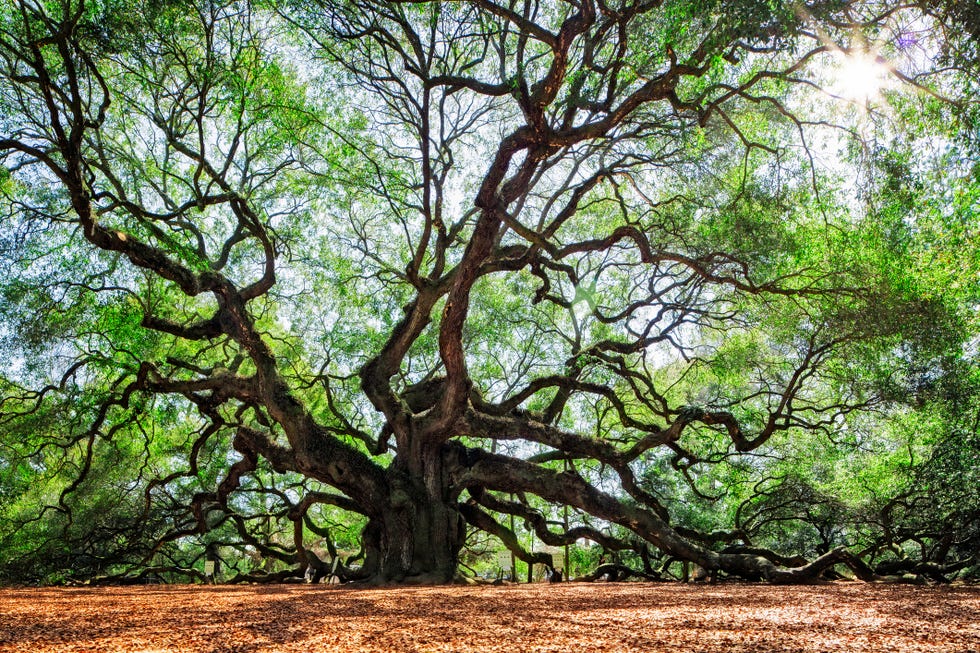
0,0,977,585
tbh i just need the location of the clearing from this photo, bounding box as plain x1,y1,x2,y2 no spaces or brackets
0,582,977,652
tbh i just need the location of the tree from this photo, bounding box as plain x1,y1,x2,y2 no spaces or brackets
0,0,977,584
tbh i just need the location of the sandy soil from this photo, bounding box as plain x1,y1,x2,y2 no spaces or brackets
0,582,977,652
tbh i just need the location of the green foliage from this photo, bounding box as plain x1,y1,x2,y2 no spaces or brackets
0,0,978,585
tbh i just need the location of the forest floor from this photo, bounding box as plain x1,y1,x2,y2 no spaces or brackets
0,581,978,652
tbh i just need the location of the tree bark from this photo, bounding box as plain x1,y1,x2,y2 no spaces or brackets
360,445,467,584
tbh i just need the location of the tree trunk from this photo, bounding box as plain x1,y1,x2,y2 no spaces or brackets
361,446,466,584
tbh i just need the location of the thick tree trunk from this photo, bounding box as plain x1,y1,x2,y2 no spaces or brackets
361,447,466,584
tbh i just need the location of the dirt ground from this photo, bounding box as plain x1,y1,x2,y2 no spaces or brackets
0,582,977,653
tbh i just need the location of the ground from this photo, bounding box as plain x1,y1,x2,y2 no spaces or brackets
0,582,977,652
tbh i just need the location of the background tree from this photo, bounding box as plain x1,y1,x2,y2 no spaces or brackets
0,0,977,584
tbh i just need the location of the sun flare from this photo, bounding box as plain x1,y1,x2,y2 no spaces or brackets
834,52,889,104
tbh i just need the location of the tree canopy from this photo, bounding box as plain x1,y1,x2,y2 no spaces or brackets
0,0,978,585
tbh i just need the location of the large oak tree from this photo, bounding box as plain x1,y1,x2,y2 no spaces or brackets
1,0,977,584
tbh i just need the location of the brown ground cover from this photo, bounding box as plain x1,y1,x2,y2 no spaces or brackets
0,582,977,653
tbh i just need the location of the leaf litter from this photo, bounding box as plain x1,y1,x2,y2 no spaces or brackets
0,582,977,652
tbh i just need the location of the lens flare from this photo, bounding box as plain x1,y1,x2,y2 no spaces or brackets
834,52,888,104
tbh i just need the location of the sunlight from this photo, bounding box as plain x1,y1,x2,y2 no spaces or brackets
833,51,889,104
